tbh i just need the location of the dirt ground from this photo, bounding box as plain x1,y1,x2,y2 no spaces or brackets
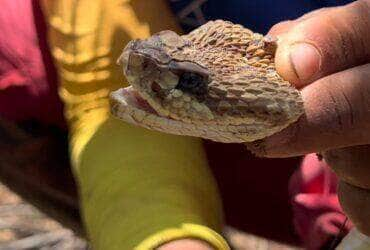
0,183,87,250
0,182,301,250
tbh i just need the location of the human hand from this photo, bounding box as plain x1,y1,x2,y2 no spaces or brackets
247,0,370,236
247,0,370,158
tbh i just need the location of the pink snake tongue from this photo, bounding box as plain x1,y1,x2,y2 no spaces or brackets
121,86,157,114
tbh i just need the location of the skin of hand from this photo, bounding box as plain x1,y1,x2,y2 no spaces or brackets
158,239,215,250
247,0,370,236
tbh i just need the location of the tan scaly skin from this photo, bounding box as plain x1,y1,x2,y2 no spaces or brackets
110,20,304,143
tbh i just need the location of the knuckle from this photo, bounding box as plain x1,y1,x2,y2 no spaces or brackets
356,0,370,14
310,1,370,70
298,7,332,21
269,20,294,35
321,83,355,133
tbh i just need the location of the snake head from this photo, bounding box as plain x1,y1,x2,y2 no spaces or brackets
116,30,215,121
111,20,303,143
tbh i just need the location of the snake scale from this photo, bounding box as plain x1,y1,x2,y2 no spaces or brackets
110,20,304,143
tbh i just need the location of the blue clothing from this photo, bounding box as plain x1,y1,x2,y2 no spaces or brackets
169,0,354,33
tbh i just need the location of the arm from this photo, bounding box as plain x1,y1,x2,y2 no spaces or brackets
41,0,229,249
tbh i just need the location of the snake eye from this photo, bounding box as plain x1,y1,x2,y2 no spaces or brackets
176,72,207,96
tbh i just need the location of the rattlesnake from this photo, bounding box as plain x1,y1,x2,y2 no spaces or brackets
110,20,303,143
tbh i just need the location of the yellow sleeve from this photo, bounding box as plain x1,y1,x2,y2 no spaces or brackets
41,1,229,249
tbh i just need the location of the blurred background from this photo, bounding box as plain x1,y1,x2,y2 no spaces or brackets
0,183,87,250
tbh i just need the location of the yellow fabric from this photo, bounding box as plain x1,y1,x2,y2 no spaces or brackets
136,224,230,250
41,0,229,249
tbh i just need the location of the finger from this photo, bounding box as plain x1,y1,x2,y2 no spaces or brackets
267,7,333,36
268,20,297,36
246,63,370,157
297,7,335,21
323,145,370,190
274,0,370,88
338,181,370,236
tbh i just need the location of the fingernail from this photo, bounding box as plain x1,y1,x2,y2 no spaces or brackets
290,43,321,81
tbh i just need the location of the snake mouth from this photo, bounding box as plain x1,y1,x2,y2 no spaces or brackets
111,86,249,143
113,86,158,115
112,86,209,137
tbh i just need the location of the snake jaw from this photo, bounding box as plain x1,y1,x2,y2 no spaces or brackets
110,87,244,143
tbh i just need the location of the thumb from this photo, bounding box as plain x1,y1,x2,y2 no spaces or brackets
275,0,370,88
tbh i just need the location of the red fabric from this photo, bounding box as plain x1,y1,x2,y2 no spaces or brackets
0,0,64,127
289,154,353,249
205,141,302,244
